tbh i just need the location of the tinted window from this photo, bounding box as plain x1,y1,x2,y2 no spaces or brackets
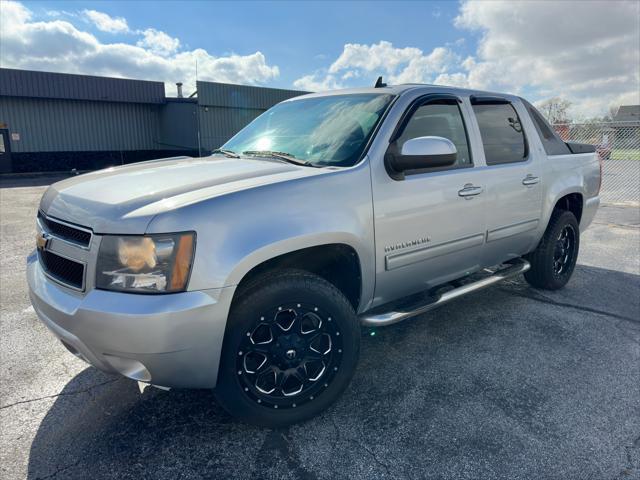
397,101,471,167
472,103,527,165
523,100,571,155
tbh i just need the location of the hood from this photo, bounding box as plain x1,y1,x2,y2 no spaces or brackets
40,156,322,233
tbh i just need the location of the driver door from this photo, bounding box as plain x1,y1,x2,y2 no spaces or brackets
370,95,488,306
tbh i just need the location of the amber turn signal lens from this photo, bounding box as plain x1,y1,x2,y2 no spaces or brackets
170,234,194,290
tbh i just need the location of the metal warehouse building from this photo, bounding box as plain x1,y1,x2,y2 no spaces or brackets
0,68,304,173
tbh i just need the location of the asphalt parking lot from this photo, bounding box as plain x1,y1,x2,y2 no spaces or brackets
1,177,639,480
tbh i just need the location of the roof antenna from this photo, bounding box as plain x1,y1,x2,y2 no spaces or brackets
374,76,386,88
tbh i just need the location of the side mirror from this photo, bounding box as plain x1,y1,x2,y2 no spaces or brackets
385,136,457,180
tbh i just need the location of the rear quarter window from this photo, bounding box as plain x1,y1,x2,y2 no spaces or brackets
523,100,571,155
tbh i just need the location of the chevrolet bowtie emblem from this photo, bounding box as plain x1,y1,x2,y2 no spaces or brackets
36,232,51,251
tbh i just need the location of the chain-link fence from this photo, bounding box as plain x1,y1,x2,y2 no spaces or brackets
553,122,640,206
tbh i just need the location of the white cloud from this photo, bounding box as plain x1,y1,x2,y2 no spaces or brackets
391,46,457,84
329,41,457,83
295,1,639,117
82,9,129,33
137,28,180,56
0,1,280,94
293,72,343,91
452,0,640,117
295,41,458,91
329,41,423,76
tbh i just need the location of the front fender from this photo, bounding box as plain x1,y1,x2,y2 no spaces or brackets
224,232,368,287
145,162,376,308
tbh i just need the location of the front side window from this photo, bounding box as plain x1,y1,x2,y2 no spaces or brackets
472,103,527,165
397,101,472,168
222,93,394,167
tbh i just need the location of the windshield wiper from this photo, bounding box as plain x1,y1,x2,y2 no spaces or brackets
211,148,240,158
242,150,316,167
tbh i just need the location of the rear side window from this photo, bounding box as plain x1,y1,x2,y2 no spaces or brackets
523,100,571,155
472,103,527,165
397,101,472,168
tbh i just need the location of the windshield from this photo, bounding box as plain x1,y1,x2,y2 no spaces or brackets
222,93,394,167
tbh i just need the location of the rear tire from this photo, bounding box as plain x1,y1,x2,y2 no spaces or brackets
215,269,360,427
524,210,580,290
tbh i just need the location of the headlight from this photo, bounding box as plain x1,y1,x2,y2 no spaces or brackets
96,232,195,293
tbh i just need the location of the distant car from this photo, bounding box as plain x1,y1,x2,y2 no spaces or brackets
597,143,612,160
27,83,601,426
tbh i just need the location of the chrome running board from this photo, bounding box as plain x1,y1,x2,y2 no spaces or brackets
360,259,530,327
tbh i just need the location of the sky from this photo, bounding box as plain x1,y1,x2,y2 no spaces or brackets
1,0,638,118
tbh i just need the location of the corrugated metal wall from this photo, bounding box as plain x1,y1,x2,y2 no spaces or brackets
196,81,306,150
159,99,198,150
197,81,304,110
0,97,161,152
0,68,165,104
199,106,264,150
0,69,307,164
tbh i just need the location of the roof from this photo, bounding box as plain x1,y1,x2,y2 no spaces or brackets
0,68,165,104
287,83,521,102
613,105,640,123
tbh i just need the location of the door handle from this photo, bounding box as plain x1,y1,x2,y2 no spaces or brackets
458,184,483,198
522,174,539,186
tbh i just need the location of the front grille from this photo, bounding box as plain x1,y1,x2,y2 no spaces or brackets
38,212,91,247
39,250,85,289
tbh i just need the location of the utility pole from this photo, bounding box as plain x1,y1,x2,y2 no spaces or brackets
196,59,202,157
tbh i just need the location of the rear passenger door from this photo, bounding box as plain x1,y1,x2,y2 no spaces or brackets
470,98,542,266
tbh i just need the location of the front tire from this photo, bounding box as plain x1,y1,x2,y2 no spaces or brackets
215,269,360,427
525,210,580,290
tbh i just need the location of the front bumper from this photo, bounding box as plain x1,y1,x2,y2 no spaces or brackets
27,251,235,389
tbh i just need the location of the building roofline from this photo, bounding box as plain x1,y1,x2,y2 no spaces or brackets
0,67,164,86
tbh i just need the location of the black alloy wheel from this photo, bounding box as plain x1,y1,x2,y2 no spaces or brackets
525,210,580,290
553,224,577,277
237,302,343,409
216,269,360,427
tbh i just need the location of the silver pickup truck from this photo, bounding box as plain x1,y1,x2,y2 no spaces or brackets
27,83,601,426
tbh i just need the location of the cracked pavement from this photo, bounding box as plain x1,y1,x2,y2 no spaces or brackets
1,177,639,479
